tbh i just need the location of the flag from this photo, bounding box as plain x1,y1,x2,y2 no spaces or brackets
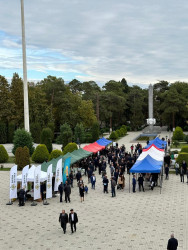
22,165,29,190
54,159,62,191
10,165,17,199
46,164,52,199
34,165,41,200
63,157,71,184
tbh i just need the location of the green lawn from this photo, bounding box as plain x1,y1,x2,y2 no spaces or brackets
170,143,188,149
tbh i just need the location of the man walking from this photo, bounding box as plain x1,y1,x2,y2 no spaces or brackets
69,209,78,233
103,175,109,193
111,177,116,197
167,233,178,250
64,181,71,203
58,182,64,202
59,210,68,234
91,173,96,189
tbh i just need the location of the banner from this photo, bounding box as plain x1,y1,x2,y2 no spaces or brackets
54,158,62,191
46,164,52,199
34,165,41,200
63,157,71,184
10,165,17,200
22,165,29,190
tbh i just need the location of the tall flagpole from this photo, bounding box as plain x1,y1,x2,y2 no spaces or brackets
20,0,30,132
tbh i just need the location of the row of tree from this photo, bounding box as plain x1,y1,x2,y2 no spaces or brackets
0,74,188,143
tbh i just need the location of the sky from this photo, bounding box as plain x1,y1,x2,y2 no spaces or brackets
0,0,188,87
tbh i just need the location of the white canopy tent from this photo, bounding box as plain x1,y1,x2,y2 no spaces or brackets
137,146,165,162
17,165,47,182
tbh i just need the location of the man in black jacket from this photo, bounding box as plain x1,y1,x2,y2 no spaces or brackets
69,209,78,233
59,210,68,234
167,233,178,250
58,182,64,202
18,188,25,206
64,181,71,203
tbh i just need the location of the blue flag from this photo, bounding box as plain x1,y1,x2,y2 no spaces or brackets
63,157,71,184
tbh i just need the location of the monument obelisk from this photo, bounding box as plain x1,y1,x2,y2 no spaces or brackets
147,84,156,132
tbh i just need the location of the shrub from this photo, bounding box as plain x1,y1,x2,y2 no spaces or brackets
56,123,73,149
184,135,188,144
91,122,100,142
0,122,7,144
63,142,78,155
7,122,15,143
84,132,93,143
30,123,41,143
126,126,131,132
181,146,188,153
184,125,188,131
74,123,85,143
116,129,121,137
120,127,125,136
12,129,34,156
32,144,49,163
176,152,188,166
15,146,30,170
121,125,127,134
172,140,179,148
0,145,8,163
173,126,184,141
109,131,118,140
49,149,62,161
40,127,53,153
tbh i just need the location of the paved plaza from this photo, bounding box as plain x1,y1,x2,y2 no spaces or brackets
0,132,188,250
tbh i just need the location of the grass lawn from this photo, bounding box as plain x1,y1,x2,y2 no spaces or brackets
170,143,188,149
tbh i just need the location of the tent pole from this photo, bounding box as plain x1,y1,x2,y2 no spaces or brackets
160,173,162,194
129,174,130,193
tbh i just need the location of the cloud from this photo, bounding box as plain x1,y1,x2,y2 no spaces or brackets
0,0,188,85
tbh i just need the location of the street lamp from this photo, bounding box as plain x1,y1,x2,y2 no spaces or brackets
20,0,30,132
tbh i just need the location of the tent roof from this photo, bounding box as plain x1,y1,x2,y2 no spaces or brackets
130,155,163,173
143,144,164,152
83,142,105,153
137,146,165,162
17,165,47,182
145,137,167,149
41,158,58,173
97,137,112,146
71,148,92,159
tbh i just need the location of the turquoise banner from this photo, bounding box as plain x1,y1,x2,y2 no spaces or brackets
63,157,71,184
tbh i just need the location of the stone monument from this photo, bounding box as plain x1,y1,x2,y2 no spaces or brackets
146,84,156,132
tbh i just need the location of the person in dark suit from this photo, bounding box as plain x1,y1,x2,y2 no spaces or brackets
167,233,178,250
90,173,96,189
18,188,26,206
132,175,136,193
58,182,64,202
138,174,144,192
64,181,71,203
59,210,68,234
69,209,78,233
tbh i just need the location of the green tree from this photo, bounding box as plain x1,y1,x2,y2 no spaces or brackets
173,126,184,141
68,79,82,94
0,145,9,163
49,149,62,161
32,144,49,163
10,73,24,127
74,123,85,143
91,122,100,141
77,100,97,128
12,129,34,156
0,122,7,143
40,128,53,153
15,146,30,170
56,123,73,149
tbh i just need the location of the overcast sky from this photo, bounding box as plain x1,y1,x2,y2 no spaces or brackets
0,0,188,86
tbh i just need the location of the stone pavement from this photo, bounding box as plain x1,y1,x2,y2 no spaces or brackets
0,166,188,249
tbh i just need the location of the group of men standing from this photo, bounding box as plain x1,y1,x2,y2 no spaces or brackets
59,209,78,234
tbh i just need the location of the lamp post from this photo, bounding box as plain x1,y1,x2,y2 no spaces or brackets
20,0,30,132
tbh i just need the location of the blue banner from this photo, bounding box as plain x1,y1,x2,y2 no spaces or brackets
63,157,71,184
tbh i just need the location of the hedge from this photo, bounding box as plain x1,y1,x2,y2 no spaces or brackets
176,152,188,166
0,145,9,163
63,143,78,155
32,144,49,163
15,146,30,170
49,149,62,161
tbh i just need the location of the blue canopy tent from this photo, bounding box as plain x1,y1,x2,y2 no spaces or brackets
145,137,167,149
130,155,163,173
129,155,163,193
96,137,112,146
